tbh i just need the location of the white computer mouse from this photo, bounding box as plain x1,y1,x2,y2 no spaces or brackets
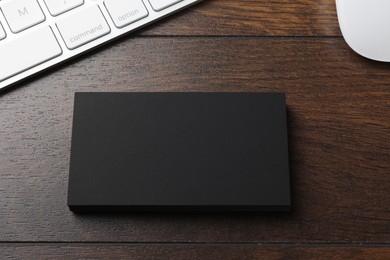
336,0,390,62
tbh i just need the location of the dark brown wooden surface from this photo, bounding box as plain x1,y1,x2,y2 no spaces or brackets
140,0,341,36
1,244,390,260
0,0,389,258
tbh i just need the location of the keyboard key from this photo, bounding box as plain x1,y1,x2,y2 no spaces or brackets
0,23,6,40
148,0,183,11
0,26,62,82
104,0,148,28
56,5,110,50
1,0,45,33
44,0,84,17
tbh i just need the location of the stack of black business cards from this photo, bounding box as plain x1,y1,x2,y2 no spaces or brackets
68,92,290,212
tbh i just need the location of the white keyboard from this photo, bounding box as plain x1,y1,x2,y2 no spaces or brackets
0,0,201,91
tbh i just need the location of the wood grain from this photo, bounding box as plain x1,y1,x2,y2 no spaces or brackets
0,0,389,257
1,38,389,243
1,244,390,259
140,0,341,36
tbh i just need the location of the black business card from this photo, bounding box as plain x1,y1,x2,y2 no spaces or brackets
68,92,290,212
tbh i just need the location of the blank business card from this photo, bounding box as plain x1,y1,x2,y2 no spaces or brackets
67,92,291,212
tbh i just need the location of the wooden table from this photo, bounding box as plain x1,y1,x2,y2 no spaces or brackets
1,0,389,258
